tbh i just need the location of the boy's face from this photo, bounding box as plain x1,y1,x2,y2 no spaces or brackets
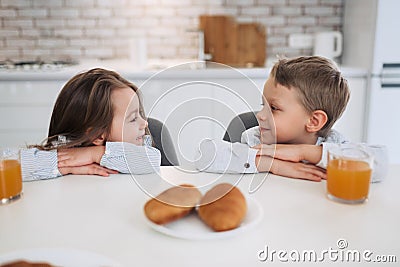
109,87,148,145
256,77,312,144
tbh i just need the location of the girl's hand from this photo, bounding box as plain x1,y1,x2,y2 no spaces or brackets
59,163,118,177
253,144,322,164
256,156,326,182
58,146,106,167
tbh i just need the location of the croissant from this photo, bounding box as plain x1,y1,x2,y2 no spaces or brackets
144,184,202,225
0,260,53,267
198,183,247,232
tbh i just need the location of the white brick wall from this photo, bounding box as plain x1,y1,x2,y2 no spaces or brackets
33,0,63,8
0,0,344,63
18,9,47,18
0,9,16,17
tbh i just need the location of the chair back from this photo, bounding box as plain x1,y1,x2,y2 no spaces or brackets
223,112,258,143
148,117,179,166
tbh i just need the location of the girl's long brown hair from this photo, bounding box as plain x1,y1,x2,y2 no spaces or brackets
38,68,148,150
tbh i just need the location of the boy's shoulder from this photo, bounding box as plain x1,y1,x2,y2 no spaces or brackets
316,129,349,145
241,126,261,147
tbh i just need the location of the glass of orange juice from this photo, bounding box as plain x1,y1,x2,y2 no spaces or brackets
0,148,23,204
327,144,373,204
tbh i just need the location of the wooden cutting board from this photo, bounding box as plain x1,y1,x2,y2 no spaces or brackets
199,15,237,65
199,15,266,67
237,23,266,67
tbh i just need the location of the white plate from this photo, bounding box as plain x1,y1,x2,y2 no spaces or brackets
0,248,121,267
145,197,263,240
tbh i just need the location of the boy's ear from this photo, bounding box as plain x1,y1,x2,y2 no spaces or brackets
306,110,328,133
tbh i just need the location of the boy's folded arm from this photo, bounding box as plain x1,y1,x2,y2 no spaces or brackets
100,142,161,174
256,155,325,181
254,144,323,164
300,144,323,164
194,139,258,174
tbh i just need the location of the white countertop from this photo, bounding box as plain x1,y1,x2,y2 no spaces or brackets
0,60,368,81
0,165,399,266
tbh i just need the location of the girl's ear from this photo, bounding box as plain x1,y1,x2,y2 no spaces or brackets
92,133,106,146
306,110,328,133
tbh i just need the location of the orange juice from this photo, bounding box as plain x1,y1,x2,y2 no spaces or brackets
327,159,371,201
0,159,22,201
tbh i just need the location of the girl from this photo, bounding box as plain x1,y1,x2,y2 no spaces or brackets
21,68,161,181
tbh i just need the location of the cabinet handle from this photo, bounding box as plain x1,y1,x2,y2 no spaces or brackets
381,63,400,88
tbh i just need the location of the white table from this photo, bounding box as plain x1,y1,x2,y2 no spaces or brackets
1,165,399,266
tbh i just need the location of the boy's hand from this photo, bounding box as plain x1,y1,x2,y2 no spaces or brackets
256,155,326,182
253,144,322,164
59,163,119,177
272,158,326,182
58,146,106,167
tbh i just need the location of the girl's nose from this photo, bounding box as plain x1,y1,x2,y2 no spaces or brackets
139,116,148,129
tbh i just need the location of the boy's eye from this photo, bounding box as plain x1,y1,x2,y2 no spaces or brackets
130,116,137,122
270,105,278,111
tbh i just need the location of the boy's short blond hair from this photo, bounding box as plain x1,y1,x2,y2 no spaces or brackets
270,56,350,137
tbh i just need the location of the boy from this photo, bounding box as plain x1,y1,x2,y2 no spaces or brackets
195,56,350,181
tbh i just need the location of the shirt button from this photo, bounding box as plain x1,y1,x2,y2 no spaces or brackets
244,163,250,168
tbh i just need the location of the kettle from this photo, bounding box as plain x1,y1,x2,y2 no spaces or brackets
313,31,343,61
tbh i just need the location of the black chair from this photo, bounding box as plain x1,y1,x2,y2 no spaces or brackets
223,112,258,143
147,117,179,166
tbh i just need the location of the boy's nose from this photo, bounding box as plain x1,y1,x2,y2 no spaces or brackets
256,110,267,121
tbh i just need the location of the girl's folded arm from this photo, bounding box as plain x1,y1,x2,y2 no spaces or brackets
100,142,161,174
21,148,61,182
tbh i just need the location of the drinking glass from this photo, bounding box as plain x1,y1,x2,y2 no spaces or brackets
0,148,23,204
362,144,388,183
327,144,373,204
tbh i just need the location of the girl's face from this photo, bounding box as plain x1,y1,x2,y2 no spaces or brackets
256,77,312,144
108,87,148,145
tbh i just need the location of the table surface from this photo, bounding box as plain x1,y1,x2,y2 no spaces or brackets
0,165,399,266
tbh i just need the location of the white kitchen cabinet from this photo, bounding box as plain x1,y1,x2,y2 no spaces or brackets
0,81,65,147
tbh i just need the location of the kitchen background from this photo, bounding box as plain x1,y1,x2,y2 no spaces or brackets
2,0,399,164
0,0,343,62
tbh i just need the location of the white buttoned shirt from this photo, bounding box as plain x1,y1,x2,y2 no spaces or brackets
194,127,389,183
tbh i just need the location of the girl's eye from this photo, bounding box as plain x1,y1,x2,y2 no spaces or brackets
270,105,278,111
130,116,137,122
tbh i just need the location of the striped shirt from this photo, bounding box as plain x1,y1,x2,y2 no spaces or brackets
21,135,161,182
